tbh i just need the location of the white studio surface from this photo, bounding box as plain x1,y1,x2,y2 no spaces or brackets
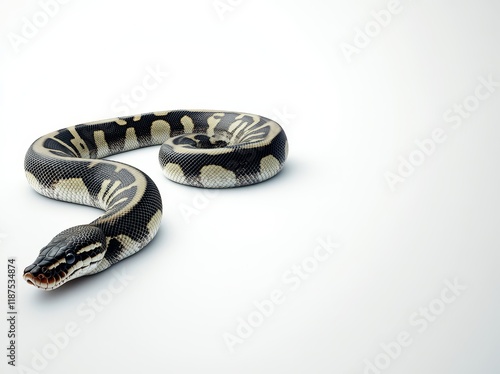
1,1,499,373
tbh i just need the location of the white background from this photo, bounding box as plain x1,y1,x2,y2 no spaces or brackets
1,0,500,373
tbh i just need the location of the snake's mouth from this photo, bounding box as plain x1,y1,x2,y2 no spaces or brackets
23,272,68,291
23,254,104,290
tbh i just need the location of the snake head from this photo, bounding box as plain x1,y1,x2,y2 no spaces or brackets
24,225,106,290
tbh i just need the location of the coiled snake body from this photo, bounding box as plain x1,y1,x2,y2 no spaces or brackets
23,110,288,290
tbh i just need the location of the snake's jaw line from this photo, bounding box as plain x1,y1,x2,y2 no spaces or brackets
23,271,53,290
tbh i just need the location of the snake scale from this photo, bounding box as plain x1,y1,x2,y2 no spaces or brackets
23,110,288,290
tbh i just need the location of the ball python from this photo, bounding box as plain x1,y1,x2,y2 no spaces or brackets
23,110,288,290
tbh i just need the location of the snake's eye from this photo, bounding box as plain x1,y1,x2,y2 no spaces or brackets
65,252,76,265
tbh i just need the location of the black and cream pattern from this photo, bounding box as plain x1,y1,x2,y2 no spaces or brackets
23,110,288,290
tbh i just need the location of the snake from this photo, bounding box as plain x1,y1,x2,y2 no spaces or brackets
23,110,288,290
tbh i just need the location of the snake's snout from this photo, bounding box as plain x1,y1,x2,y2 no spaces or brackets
23,263,61,290
24,275,35,287
23,267,47,288
23,265,37,287
23,271,45,289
